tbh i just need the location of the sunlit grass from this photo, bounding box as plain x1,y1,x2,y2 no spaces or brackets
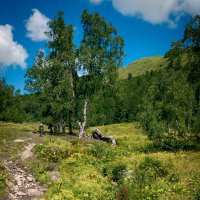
118,56,168,79
0,122,200,199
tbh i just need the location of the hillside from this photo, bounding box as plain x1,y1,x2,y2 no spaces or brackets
118,56,168,79
0,122,199,199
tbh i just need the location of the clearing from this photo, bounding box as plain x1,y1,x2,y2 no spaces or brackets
0,122,200,199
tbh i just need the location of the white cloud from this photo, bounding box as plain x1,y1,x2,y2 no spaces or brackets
92,0,200,27
180,0,200,15
26,9,50,42
89,0,103,5
0,24,28,69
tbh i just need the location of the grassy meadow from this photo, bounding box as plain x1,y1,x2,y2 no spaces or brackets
118,56,168,79
0,122,200,199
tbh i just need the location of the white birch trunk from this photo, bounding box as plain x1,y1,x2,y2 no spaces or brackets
68,71,75,134
77,100,87,138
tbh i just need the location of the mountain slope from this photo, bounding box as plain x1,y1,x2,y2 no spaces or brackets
119,56,168,79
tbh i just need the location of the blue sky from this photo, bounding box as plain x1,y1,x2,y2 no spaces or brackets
0,0,199,93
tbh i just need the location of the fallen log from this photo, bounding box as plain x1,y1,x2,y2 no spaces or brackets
91,128,116,146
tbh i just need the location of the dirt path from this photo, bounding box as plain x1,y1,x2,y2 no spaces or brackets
3,142,45,200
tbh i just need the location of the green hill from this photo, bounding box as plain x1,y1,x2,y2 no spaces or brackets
119,56,168,79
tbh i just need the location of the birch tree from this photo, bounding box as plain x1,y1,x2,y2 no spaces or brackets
77,10,124,137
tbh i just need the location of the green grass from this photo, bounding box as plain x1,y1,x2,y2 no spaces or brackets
118,56,168,79
0,122,41,157
0,121,43,198
0,122,200,199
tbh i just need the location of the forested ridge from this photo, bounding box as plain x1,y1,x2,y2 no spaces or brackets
0,12,200,148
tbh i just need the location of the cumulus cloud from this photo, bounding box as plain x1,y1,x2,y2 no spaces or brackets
112,0,177,25
92,0,200,27
0,24,28,69
26,9,50,42
89,0,104,5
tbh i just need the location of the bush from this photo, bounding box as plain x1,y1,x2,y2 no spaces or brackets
135,157,168,184
89,143,116,161
127,157,169,200
112,164,127,183
34,145,71,163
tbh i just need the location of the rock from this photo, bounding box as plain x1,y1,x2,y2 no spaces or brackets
14,139,24,143
27,188,43,196
16,191,26,196
124,170,133,181
17,169,24,173
27,176,34,182
48,171,61,181
17,181,22,186
9,193,16,199
111,181,118,186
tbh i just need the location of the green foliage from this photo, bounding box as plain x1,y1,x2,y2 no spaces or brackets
193,184,200,200
24,10,124,136
0,78,26,123
167,173,179,183
89,143,116,161
135,157,168,184
110,16,200,145
34,145,69,163
111,163,127,183
126,157,169,200
25,11,75,132
34,139,72,162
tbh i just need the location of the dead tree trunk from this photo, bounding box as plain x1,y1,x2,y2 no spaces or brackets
77,100,87,138
92,128,117,146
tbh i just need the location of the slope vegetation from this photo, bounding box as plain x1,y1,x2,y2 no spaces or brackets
1,122,199,200
119,56,168,79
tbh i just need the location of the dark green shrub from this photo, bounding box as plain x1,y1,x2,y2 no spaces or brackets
89,143,116,161
136,157,168,184
102,166,109,177
161,133,200,151
112,164,127,183
126,158,169,200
